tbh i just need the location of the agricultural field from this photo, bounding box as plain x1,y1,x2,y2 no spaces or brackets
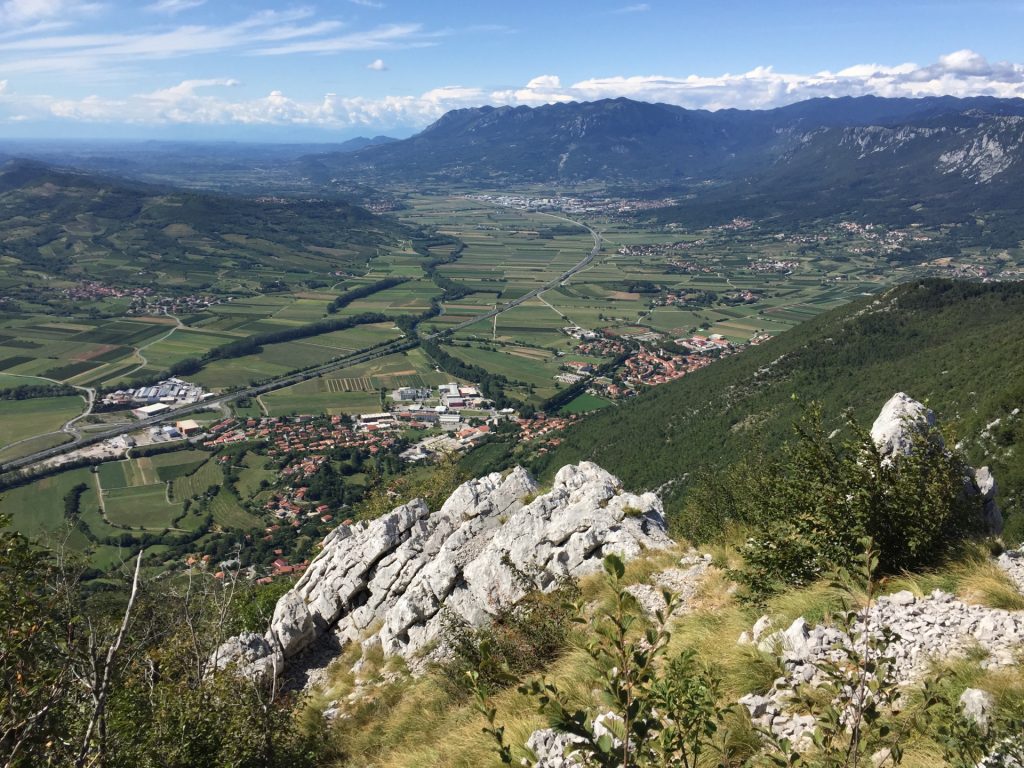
0,465,95,537
0,395,84,457
172,457,224,501
261,347,451,416
98,450,209,489
0,316,179,387
208,486,261,530
190,321,403,390
0,442,277,571
235,453,275,498
103,485,178,529
560,392,615,414
379,193,988,406
94,450,215,530
444,343,563,394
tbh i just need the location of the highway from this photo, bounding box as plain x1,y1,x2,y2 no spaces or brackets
1,213,601,476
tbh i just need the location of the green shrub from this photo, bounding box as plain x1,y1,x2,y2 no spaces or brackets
440,575,580,696
470,554,725,768
725,403,983,603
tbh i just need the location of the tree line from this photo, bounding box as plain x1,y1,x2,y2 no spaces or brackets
326,277,408,314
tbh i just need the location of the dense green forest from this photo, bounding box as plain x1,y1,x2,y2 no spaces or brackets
532,280,1024,538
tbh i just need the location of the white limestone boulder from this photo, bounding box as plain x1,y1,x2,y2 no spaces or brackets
870,392,938,461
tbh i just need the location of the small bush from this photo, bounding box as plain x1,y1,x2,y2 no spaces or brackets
725,403,983,603
440,577,580,696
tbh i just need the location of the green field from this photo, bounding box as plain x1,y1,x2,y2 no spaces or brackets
172,458,224,501
444,343,562,395
261,347,450,416
0,395,84,454
0,466,94,537
98,450,211,489
236,453,276,497
103,485,179,529
191,322,402,390
560,393,614,414
209,487,261,530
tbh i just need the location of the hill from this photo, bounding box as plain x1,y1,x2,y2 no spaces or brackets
0,159,406,301
528,280,1024,535
646,110,1024,240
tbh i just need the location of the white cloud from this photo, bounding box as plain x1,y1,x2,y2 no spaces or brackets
0,12,433,75
499,50,1024,111
609,3,650,13
0,0,102,26
145,77,238,101
0,79,7,93
367,57,386,71
0,11,351,77
254,23,437,56
349,0,384,7
146,0,205,15
6,49,1024,131
938,49,991,75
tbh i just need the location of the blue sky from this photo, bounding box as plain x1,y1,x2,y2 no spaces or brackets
0,0,1022,140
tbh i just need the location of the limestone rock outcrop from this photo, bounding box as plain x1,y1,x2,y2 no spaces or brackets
870,391,938,461
211,632,282,686
960,687,996,735
871,392,1002,531
218,462,672,681
740,588,1024,744
998,546,1024,595
624,551,713,618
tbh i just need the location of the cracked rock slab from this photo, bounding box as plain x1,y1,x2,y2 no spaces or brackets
218,462,672,683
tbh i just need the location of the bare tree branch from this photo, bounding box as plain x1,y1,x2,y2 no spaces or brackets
74,551,142,768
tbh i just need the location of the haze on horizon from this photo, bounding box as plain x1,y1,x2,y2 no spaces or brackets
0,0,1022,141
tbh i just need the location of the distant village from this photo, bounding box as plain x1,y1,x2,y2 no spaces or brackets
544,318,772,407
60,280,224,315
202,380,509,468
465,193,678,216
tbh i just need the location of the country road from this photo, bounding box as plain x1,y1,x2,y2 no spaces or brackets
0,372,95,453
436,208,602,336
120,311,185,381
1,211,602,476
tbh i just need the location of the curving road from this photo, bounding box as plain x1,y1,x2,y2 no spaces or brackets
0,373,95,453
120,311,184,381
1,212,602,476
431,210,602,337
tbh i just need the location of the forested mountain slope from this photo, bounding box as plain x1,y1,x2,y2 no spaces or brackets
535,280,1024,533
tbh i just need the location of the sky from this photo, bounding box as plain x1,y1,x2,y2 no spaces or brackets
0,0,1022,141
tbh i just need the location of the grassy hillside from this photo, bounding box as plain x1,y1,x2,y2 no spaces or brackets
535,280,1024,533
0,160,406,304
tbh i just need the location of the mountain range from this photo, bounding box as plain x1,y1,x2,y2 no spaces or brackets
303,95,1024,232
302,96,1024,184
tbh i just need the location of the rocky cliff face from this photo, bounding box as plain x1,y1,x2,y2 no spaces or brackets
215,462,672,683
